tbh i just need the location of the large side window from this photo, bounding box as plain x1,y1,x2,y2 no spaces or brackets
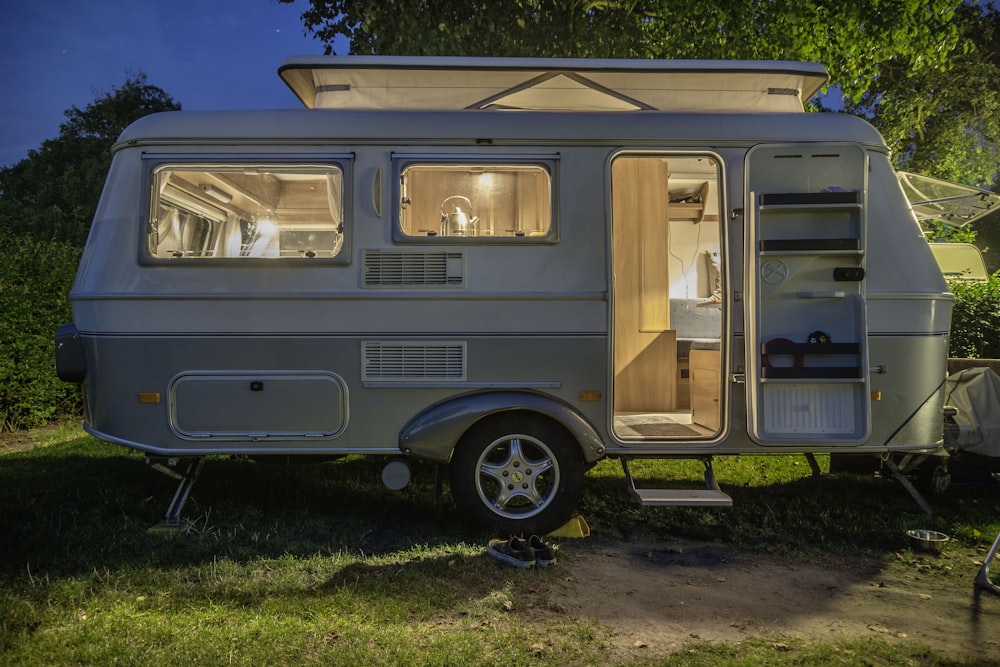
148,164,345,259
397,163,552,240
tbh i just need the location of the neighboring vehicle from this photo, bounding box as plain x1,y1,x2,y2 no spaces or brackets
55,56,990,534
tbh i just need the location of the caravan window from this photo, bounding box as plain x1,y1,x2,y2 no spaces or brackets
397,162,552,240
148,164,345,259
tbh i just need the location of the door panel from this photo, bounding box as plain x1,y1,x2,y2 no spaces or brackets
745,144,871,444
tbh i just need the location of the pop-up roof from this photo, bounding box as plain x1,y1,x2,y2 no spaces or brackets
278,56,829,113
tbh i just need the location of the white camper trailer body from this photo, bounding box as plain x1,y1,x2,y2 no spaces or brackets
56,58,954,533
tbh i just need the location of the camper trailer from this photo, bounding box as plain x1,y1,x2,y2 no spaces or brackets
56,57,961,534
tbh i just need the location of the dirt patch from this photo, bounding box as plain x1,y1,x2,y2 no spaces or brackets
546,535,999,662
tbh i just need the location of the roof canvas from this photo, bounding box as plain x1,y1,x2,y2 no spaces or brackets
278,56,829,113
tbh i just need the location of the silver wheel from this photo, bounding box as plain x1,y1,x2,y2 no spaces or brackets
450,414,584,534
473,432,559,520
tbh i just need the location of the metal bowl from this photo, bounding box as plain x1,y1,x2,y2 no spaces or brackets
907,529,949,554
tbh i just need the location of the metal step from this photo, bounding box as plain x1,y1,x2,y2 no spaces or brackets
628,487,733,507
620,457,733,508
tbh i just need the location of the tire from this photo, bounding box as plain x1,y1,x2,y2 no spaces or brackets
917,459,951,497
449,414,585,535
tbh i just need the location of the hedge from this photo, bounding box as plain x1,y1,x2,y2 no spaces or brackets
948,273,1000,359
0,232,81,430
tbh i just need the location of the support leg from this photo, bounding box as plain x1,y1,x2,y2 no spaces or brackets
804,453,822,477
702,457,721,491
146,457,205,529
882,456,934,519
975,528,1000,596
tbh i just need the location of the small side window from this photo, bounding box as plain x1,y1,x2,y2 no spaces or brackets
398,163,552,240
149,164,345,259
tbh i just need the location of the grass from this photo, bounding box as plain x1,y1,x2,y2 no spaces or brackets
1,425,998,665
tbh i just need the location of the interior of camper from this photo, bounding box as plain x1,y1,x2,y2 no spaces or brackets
611,154,724,440
398,163,552,238
149,165,345,260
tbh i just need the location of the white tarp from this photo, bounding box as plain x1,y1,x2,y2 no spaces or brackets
945,366,1000,457
279,56,829,113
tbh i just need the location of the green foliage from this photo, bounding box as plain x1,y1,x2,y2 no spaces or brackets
839,5,1000,190
0,72,179,247
923,219,980,245
0,72,178,431
280,0,961,102
948,272,1000,359
0,231,82,430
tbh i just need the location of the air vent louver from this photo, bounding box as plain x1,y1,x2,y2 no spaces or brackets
363,250,464,287
363,341,466,382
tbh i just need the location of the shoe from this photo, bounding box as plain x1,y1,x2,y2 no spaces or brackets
528,535,556,568
487,537,535,568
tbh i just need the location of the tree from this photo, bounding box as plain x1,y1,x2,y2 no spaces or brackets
279,0,962,102
0,72,180,246
833,4,999,244
839,5,998,188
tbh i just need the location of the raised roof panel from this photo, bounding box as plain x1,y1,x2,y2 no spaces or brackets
278,56,829,113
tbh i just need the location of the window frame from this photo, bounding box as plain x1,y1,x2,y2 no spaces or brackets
140,156,352,265
391,153,559,245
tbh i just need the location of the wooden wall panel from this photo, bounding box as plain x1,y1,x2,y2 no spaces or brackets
612,157,676,412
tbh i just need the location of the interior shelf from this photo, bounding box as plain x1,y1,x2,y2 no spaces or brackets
758,191,863,208
761,367,864,380
759,238,860,253
761,341,860,356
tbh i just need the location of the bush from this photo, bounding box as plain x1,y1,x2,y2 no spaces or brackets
948,272,1000,359
0,231,81,430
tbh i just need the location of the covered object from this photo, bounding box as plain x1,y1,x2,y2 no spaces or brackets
944,367,1000,457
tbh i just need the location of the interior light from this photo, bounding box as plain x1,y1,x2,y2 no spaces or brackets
200,184,233,203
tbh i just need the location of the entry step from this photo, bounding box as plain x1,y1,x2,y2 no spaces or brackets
619,457,734,508
628,487,733,507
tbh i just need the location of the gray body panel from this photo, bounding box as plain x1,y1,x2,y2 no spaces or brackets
68,106,952,461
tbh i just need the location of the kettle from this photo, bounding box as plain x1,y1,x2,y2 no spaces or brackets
440,195,479,236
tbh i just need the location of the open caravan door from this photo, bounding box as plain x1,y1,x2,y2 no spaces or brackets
745,144,871,445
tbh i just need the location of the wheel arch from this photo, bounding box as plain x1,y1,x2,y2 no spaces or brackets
399,390,605,464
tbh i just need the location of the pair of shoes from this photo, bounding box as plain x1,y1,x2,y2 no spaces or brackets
528,535,557,568
486,536,558,569
487,537,535,568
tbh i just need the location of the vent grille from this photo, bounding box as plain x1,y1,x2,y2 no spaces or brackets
363,341,466,382
363,250,464,287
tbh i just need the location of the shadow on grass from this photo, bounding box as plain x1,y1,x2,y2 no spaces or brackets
2,437,998,581
578,458,1000,560
0,437,489,581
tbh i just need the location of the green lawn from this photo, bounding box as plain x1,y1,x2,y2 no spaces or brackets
2,426,998,665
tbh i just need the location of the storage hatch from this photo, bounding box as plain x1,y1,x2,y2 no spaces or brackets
170,371,347,440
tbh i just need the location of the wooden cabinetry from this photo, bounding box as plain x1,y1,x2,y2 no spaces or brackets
690,348,721,430
612,157,676,412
